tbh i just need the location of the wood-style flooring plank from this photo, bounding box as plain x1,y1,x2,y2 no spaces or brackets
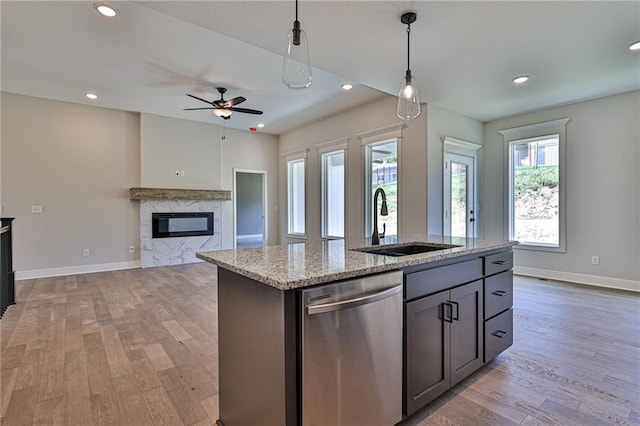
1,266,638,426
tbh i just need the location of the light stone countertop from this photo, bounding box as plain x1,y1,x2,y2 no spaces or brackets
196,234,518,290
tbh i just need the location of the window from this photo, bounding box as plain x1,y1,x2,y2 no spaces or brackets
359,123,404,240
365,139,398,238
321,150,345,238
499,118,569,252
287,157,306,236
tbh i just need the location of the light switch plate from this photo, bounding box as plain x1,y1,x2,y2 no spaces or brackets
31,205,43,214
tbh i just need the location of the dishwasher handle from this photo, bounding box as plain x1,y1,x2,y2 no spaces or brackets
306,284,402,315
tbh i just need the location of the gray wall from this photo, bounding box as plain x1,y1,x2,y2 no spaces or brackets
1,93,140,274
278,95,428,243
426,104,484,235
1,93,279,277
482,90,639,291
236,172,263,236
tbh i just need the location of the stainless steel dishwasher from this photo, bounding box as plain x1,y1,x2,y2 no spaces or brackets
301,270,403,426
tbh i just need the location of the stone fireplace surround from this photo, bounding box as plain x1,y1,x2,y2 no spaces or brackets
130,188,231,268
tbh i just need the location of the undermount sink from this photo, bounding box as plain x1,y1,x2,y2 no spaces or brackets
354,243,461,257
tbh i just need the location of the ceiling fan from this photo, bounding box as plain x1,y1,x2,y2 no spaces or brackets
183,87,263,120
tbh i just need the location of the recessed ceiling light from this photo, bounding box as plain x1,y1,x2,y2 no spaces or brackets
341,83,353,90
257,123,265,128
85,93,98,100
513,75,529,84
629,40,640,51
95,3,118,17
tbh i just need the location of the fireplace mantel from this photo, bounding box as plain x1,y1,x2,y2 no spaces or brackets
130,187,231,201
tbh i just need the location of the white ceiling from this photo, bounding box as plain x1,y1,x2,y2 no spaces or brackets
2,1,639,135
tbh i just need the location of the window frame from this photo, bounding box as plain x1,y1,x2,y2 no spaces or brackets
499,118,570,253
358,123,405,240
284,149,308,239
317,138,348,240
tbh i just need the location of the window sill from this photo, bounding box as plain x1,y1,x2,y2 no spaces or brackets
514,243,566,253
287,234,307,241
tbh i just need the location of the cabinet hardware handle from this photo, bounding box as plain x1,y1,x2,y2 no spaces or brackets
449,301,459,321
491,290,508,296
306,285,401,315
492,260,508,265
442,302,453,323
492,330,509,338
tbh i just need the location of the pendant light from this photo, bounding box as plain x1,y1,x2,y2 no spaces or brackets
397,12,421,121
282,0,312,89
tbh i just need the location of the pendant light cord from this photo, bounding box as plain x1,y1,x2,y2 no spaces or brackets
406,23,411,71
295,0,299,22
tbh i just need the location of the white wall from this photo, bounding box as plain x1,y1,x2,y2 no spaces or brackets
278,95,428,243
1,93,140,277
426,104,484,235
482,90,640,291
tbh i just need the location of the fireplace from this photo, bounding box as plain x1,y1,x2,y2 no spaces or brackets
152,212,213,239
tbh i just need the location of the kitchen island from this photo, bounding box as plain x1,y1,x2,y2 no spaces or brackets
197,235,517,426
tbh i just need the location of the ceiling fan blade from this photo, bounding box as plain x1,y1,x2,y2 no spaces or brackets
225,96,246,107
183,107,213,110
228,107,263,115
186,94,213,105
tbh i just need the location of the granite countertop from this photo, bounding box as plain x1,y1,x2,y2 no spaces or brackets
196,234,517,290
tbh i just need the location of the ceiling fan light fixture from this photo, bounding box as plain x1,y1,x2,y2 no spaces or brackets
213,109,232,118
629,40,640,51
397,12,421,121
94,3,118,17
282,0,312,90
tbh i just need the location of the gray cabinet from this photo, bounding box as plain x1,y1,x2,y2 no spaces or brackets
403,249,514,417
404,279,483,416
483,254,514,363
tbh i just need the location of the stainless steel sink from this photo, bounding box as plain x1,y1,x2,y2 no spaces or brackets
353,243,461,257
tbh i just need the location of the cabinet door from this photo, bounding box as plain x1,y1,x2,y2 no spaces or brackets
405,291,451,416
450,280,484,386
405,290,451,416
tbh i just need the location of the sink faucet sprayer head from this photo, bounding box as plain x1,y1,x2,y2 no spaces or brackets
380,200,388,216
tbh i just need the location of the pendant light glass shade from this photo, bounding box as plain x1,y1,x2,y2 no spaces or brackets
282,24,312,89
397,71,420,120
397,12,421,121
282,0,312,90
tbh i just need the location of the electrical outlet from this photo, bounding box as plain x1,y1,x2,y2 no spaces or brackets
175,169,185,177
83,248,90,257
129,246,135,253
591,255,599,265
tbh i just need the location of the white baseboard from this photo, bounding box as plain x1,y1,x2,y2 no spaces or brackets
16,261,141,280
514,266,640,293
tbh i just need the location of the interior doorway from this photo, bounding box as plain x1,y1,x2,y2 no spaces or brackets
234,169,266,249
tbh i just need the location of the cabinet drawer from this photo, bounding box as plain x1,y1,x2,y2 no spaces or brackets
484,271,513,319
484,309,513,362
484,251,513,276
405,259,482,300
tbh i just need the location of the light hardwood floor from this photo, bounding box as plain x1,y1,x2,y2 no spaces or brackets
1,265,638,425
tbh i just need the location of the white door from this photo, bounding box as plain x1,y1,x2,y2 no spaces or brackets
444,153,476,238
